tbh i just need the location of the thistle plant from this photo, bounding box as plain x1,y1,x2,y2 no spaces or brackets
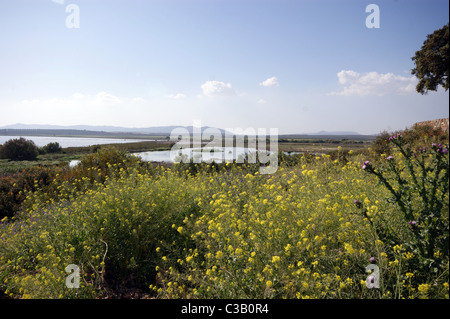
361,134,449,276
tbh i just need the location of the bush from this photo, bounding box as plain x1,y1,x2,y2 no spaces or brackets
75,146,146,185
359,134,449,294
0,167,199,298
0,166,59,219
80,146,136,170
43,142,62,154
0,138,39,161
372,131,392,156
372,124,449,157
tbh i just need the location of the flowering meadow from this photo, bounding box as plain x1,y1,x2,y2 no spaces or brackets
0,132,448,299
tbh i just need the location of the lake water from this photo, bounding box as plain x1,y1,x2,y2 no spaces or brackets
69,147,275,167
0,135,304,167
132,147,270,163
0,135,277,167
0,135,153,148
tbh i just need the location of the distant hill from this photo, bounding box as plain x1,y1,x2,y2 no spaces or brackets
413,118,449,132
0,124,374,139
0,124,233,137
0,123,201,134
313,130,361,136
278,130,376,140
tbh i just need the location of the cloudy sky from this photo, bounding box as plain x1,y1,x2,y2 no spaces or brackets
0,0,448,134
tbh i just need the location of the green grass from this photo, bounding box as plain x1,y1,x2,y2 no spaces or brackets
0,141,174,175
62,140,174,155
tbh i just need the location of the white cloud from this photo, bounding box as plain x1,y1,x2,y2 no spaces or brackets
12,91,154,126
46,97,74,106
21,99,40,105
168,93,186,99
257,99,267,104
201,80,235,97
21,92,122,108
399,83,416,93
336,70,360,85
132,97,145,102
93,91,121,105
259,76,279,87
329,70,417,96
72,93,85,99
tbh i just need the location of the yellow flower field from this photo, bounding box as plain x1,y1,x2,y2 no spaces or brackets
0,141,448,299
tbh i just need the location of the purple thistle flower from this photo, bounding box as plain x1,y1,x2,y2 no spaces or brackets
389,134,399,141
408,220,417,228
370,257,376,264
361,160,370,170
386,155,394,160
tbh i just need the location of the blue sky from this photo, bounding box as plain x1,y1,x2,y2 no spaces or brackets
0,0,448,134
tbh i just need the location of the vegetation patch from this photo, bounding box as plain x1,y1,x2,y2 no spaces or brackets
0,125,448,299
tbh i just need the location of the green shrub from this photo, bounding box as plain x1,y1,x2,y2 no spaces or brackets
372,131,393,156
372,124,449,157
360,134,449,280
0,138,39,161
0,167,200,298
43,142,62,154
0,166,59,219
80,146,136,171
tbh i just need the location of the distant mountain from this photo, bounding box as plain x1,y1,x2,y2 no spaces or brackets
0,123,175,133
0,123,233,136
313,130,361,136
0,124,369,137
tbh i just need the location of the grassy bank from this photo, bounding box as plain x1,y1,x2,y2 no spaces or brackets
0,140,174,175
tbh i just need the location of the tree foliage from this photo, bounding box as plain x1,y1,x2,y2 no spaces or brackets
42,142,62,154
0,138,39,161
411,23,449,94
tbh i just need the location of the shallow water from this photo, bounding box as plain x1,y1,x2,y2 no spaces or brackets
132,147,263,163
0,135,152,148
69,146,273,167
